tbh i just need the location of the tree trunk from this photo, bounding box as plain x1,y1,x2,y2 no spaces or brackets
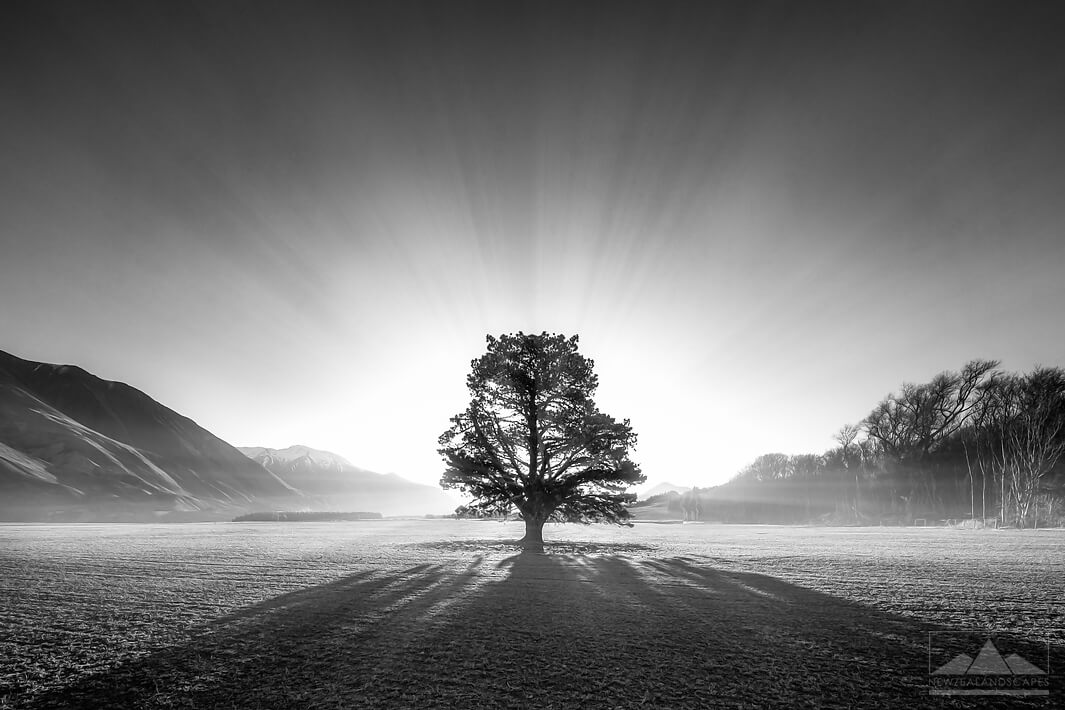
1000,470,1006,525
520,516,546,553
854,471,861,519
962,440,975,521
981,464,987,522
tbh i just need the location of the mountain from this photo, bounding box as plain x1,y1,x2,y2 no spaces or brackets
639,482,691,499
0,349,458,520
238,445,373,482
239,445,457,517
0,349,298,521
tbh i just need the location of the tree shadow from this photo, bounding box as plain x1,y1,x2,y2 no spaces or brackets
22,559,485,709
22,554,1058,709
407,539,655,555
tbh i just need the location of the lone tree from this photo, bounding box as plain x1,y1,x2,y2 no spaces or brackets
439,332,644,551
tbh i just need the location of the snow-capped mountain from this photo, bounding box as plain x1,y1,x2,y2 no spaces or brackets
239,445,362,475
239,445,457,516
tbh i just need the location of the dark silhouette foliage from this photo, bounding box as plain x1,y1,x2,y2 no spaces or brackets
439,333,643,550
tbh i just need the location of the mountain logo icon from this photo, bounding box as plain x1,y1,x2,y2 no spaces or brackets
932,640,1047,676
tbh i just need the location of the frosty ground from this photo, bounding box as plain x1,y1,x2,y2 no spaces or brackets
1,521,1061,708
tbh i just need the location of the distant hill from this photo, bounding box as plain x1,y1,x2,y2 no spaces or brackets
639,482,691,499
233,511,383,522
0,349,298,521
239,445,457,517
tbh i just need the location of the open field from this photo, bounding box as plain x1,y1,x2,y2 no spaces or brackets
1,521,1062,708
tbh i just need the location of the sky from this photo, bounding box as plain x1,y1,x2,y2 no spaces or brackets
2,1,1064,491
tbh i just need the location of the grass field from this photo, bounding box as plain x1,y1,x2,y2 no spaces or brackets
1,521,1062,708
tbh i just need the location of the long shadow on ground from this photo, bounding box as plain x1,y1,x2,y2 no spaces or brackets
23,554,1059,709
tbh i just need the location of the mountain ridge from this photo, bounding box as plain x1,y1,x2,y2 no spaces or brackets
240,444,457,516
0,348,459,520
0,349,296,520
639,482,692,499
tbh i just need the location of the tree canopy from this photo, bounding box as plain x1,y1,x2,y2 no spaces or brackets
438,332,643,550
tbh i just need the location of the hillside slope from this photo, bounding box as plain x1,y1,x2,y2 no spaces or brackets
0,349,297,520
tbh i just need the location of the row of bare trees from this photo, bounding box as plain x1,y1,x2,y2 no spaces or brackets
705,361,1065,526
960,365,1065,525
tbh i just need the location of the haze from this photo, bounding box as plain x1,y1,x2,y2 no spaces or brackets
2,1,1063,489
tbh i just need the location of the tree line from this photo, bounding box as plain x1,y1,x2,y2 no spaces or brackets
676,361,1065,527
